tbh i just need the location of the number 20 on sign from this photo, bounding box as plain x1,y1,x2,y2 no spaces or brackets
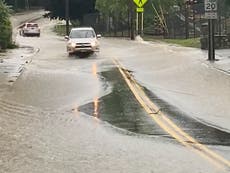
205,0,217,11
205,0,217,19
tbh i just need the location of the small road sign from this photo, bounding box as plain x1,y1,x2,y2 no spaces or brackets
205,0,218,19
133,0,148,8
136,8,144,13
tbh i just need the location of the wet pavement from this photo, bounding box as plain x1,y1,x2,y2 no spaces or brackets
213,49,230,74
0,11,230,172
0,46,35,97
79,68,168,137
79,68,230,147
100,38,230,132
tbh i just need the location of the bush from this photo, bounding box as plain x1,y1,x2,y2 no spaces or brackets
0,0,13,50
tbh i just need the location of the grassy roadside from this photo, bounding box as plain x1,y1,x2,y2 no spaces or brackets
52,25,201,49
53,24,68,36
143,36,201,48
53,23,74,36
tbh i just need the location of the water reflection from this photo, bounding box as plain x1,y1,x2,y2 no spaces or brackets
79,68,166,136
92,63,100,119
93,97,99,118
79,68,230,146
92,63,97,77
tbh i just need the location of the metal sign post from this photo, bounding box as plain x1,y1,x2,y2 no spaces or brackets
136,12,139,34
65,0,70,35
208,19,215,61
133,0,148,36
141,12,144,36
205,0,218,61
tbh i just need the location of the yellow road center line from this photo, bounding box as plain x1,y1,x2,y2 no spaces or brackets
113,58,230,170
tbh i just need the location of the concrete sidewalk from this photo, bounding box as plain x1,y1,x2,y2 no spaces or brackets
0,10,45,98
139,35,230,76
214,49,230,74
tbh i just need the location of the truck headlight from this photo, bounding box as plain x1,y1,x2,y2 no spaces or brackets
91,41,96,47
71,42,76,47
68,42,75,48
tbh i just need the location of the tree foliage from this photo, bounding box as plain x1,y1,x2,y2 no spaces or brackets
5,0,47,10
96,0,128,17
223,0,230,16
45,0,96,23
4,0,96,23
0,0,12,49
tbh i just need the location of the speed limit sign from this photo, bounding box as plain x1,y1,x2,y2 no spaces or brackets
205,0,218,19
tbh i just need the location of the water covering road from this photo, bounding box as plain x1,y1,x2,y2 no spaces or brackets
0,12,230,172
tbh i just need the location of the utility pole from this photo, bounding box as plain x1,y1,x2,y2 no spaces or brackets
25,0,29,10
192,4,196,38
130,0,135,40
14,0,18,10
185,2,189,39
65,0,70,36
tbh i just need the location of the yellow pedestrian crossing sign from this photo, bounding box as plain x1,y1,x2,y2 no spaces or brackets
133,0,148,8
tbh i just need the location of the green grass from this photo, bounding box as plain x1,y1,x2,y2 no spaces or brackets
52,25,201,49
53,25,65,36
163,38,201,48
0,42,18,52
53,25,72,36
143,36,201,48
8,43,18,49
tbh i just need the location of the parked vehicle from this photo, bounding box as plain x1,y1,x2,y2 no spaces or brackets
20,22,40,37
65,27,101,56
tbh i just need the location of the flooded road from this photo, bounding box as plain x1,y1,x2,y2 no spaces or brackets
0,13,230,172
80,68,230,147
0,46,35,97
79,68,168,137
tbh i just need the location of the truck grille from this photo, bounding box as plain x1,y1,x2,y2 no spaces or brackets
75,43,91,48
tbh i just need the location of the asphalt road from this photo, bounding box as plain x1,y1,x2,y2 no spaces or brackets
0,11,229,173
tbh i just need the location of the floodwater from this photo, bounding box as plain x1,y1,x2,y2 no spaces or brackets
0,46,34,75
0,46,34,98
1,13,230,172
79,68,230,147
79,68,168,137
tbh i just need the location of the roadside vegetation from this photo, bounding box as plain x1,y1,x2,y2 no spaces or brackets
2,0,230,50
54,24,72,36
163,38,201,48
0,0,13,51
143,36,201,48
161,38,201,48
53,24,66,36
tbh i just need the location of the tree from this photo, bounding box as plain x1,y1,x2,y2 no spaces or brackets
45,0,96,24
5,0,48,10
0,0,12,50
95,0,133,35
223,0,230,16
226,0,230,6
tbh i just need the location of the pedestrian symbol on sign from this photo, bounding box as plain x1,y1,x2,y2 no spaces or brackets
133,0,148,8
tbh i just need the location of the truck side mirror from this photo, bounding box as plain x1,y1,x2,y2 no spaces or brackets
97,34,102,39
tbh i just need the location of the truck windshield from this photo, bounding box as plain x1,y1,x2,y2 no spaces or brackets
70,30,95,38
